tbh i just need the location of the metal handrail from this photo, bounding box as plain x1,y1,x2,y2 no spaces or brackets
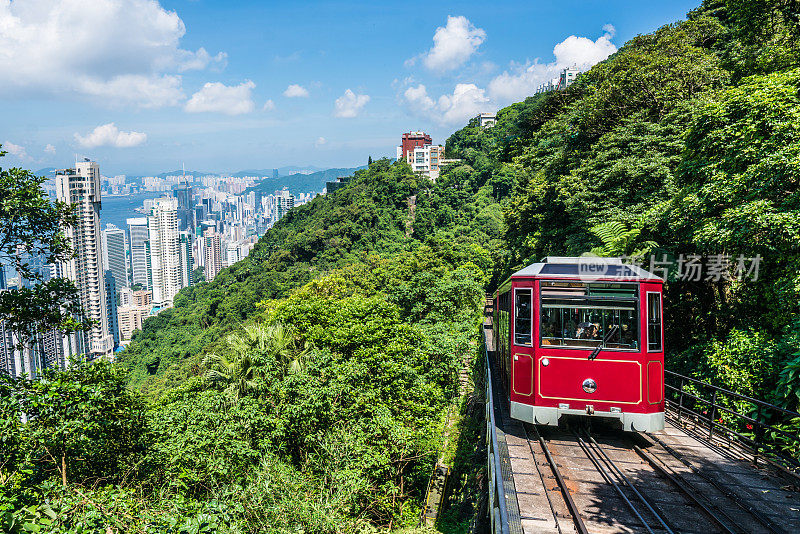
485,332,510,534
666,370,800,419
665,370,800,471
664,385,800,443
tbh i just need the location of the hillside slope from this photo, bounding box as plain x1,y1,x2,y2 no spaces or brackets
120,159,502,396
245,166,366,195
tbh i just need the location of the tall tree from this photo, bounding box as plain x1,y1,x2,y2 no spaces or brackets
0,146,87,367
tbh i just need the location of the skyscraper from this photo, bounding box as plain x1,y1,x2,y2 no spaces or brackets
179,231,193,288
203,229,223,282
127,217,149,289
102,224,129,289
55,160,114,359
274,188,295,221
0,319,47,378
0,319,19,376
105,270,120,349
173,183,194,232
148,197,183,307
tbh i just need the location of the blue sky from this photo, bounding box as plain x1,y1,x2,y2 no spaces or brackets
0,0,700,175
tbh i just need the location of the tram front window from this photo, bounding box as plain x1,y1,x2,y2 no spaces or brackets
541,307,638,349
539,282,639,350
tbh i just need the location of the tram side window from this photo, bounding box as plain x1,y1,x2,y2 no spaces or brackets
497,290,511,357
514,289,532,346
647,293,662,352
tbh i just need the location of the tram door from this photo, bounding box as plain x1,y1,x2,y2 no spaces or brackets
510,282,535,400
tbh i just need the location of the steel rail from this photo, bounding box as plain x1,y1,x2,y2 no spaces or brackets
522,424,565,534
573,431,656,534
584,433,675,534
485,349,511,534
633,444,738,534
647,434,785,534
531,426,589,534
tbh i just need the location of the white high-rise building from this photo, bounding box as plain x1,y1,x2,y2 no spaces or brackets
558,66,580,89
127,218,150,289
147,197,183,307
102,224,129,289
203,229,223,282
55,160,114,359
226,241,241,267
274,188,295,221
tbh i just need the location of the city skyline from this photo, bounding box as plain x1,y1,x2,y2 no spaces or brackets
0,0,699,175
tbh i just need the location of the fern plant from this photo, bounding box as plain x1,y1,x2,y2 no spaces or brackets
588,221,657,258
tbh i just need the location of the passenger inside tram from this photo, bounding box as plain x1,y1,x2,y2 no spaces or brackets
541,306,638,349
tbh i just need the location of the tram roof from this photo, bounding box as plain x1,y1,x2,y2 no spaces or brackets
510,256,663,281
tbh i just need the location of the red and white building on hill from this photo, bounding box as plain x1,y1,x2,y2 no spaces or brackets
396,131,459,181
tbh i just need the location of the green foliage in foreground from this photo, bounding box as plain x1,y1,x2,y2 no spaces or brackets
3,153,491,531
2,269,483,532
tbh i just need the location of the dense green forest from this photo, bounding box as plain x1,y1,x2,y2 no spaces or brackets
2,157,494,532
2,0,800,531
444,0,800,409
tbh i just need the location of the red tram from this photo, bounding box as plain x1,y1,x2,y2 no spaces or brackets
493,257,665,432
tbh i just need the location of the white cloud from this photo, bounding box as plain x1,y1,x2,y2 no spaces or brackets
0,0,225,107
75,123,147,148
78,74,184,109
44,144,56,154
403,84,435,112
3,141,29,160
283,84,309,98
176,47,228,72
552,28,617,69
315,137,327,147
403,83,490,125
333,89,370,118
417,16,486,73
437,84,490,124
274,51,301,63
263,99,275,111
488,26,617,104
185,80,256,115
403,26,617,125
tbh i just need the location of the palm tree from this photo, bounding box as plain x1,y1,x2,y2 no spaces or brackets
202,322,312,401
202,350,262,401
261,322,309,376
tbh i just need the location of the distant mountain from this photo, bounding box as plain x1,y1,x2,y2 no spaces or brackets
32,166,357,193
34,167,57,177
232,165,324,178
247,166,366,195
154,170,213,180
231,169,274,178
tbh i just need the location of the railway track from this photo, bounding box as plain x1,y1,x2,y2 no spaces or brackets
523,422,788,534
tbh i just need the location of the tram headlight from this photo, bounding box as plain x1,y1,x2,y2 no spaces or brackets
582,378,597,394
541,358,549,367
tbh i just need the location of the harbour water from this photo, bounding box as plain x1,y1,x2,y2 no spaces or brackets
99,192,165,231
